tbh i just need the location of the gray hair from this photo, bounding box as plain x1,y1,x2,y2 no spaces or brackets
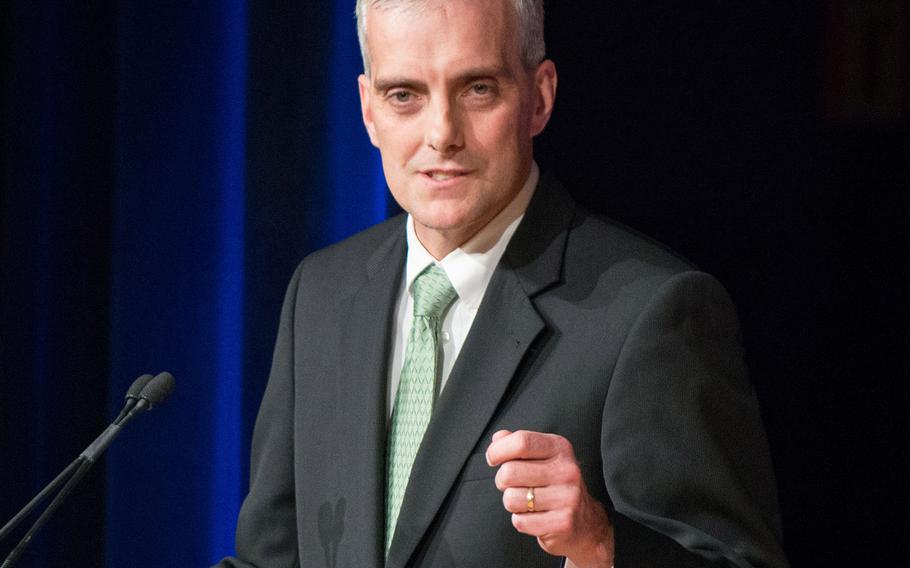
355,0,545,76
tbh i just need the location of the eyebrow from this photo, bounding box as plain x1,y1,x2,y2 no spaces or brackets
372,76,423,94
458,64,515,84
371,65,515,94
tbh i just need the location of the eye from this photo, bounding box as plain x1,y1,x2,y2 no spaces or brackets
387,90,416,106
464,82,498,106
461,82,499,109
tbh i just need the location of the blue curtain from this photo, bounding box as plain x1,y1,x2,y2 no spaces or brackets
1,2,116,566
2,1,390,566
4,2,906,567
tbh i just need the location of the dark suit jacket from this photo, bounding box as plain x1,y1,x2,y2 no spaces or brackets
216,175,788,568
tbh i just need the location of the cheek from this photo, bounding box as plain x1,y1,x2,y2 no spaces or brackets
475,109,526,157
474,109,512,142
376,112,424,146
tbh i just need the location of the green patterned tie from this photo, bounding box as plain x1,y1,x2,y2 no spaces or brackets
386,264,458,552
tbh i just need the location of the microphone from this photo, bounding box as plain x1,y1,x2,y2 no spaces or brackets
131,371,175,412
81,372,175,463
0,373,154,542
0,372,176,567
113,373,155,424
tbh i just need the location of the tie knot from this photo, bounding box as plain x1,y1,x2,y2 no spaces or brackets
412,264,458,318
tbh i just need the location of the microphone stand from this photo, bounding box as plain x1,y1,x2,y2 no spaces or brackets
0,372,171,568
0,460,93,568
0,457,84,543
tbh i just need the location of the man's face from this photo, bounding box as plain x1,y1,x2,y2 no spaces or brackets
358,0,556,258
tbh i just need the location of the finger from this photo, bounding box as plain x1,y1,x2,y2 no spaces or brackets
494,459,559,491
491,429,511,442
510,508,574,538
501,485,566,514
485,430,512,465
486,430,568,466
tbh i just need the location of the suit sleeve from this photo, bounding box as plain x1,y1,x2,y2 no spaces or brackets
213,263,305,568
602,271,789,568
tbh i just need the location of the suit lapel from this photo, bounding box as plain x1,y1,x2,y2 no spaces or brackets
335,220,406,567
386,175,576,567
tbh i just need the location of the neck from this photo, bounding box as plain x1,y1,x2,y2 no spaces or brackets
413,225,478,261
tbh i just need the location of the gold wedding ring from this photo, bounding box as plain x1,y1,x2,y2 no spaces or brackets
526,487,535,512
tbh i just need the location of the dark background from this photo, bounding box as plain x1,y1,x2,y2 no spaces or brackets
542,4,908,566
2,1,907,566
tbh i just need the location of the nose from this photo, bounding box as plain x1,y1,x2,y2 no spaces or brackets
425,98,464,155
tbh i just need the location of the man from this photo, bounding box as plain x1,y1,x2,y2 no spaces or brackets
216,1,788,567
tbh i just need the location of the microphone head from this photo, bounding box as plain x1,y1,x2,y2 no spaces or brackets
125,374,155,401
137,372,176,409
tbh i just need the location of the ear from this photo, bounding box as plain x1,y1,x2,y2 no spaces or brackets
358,74,380,147
529,59,557,137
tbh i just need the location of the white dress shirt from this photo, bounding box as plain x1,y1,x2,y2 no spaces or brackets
387,163,539,416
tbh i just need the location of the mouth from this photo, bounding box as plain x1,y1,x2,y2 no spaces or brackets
420,169,471,182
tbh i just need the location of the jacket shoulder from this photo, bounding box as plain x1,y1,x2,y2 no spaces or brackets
530,172,696,280
295,213,406,285
562,203,698,291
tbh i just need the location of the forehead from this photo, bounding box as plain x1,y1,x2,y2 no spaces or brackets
365,0,521,79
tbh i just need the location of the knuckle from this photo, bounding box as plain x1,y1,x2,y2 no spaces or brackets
515,430,532,453
502,488,523,513
557,436,576,458
537,537,558,556
536,538,551,552
565,485,581,508
556,510,574,534
494,470,507,491
498,462,516,485
565,465,582,485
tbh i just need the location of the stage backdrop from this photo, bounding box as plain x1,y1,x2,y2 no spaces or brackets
2,2,906,567
2,2,390,566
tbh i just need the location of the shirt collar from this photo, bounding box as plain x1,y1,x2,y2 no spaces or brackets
404,162,539,310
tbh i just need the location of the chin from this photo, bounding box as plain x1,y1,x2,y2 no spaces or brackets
415,204,480,232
